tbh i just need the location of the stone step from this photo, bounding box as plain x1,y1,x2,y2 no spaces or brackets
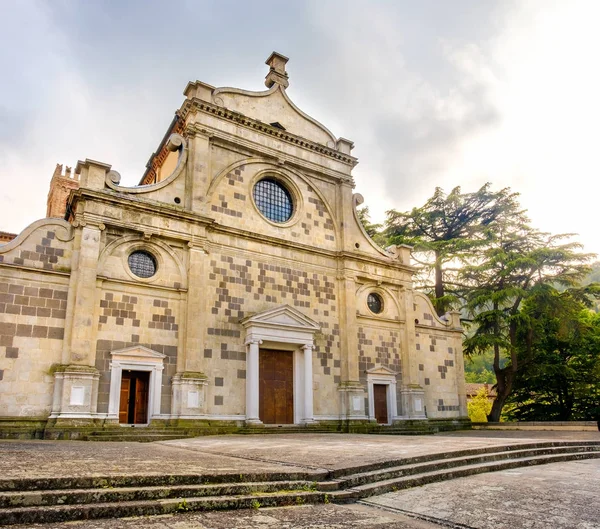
327,440,600,478
0,470,325,493
328,450,600,502
327,444,600,489
86,434,192,442
2,441,599,525
0,479,317,509
0,490,328,526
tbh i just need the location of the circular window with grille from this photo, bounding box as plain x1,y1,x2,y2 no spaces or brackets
128,251,157,278
367,292,383,314
252,178,294,223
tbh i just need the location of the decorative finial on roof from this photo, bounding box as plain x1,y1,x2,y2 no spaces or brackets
265,51,289,89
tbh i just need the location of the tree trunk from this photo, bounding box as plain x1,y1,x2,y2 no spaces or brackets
488,368,514,422
434,251,444,316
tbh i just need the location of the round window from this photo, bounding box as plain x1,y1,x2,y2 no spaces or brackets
128,251,157,278
253,178,294,223
367,292,383,314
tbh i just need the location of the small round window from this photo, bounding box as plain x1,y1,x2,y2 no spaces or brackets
253,178,294,223
367,292,383,314
128,251,157,278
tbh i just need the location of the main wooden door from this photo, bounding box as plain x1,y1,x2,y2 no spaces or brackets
119,371,150,424
373,384,388,424
259,350,294,424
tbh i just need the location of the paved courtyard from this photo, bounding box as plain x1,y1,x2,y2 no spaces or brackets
1,430,599,528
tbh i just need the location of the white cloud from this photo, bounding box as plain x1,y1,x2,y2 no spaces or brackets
0,0,597,258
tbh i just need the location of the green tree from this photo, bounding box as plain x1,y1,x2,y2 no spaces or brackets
357,206,385,246
384,183,521,315
468,387,493,422
506,285,600,421
464,348,497,383
463,220,594,422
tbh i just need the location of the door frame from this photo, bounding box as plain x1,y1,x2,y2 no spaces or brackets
259,348,295,424
107,346,166,425
119,370,151,425
241,305,320,426
366,366,398,425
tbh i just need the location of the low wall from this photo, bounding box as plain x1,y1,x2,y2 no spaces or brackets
473,421,599,432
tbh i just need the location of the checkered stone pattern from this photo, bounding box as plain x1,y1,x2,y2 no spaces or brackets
357,326,401,374
0,230,72,272
209,165,337,250
95,290,180,414
205,252,342,416
0,276,69,416
437,399,460,412
415,329,462,418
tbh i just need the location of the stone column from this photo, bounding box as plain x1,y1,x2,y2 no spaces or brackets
302,343,315,423
245,338,262,425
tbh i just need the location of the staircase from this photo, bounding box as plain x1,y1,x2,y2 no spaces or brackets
83,424,339,443
1,441,599,525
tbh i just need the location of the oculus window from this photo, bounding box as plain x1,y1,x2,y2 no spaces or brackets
253,178,294,223
367,292,383,314
128,251,157,278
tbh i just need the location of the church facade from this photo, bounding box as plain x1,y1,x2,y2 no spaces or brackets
0,53,467,435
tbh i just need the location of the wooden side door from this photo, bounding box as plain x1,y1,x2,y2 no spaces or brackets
373,384,388,424
259,350,294,424
134,372,149,424
119,374,131,424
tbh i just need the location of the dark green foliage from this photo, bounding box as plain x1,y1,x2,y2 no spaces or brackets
383,183,521,315
463,220,595,421
506,286,600,421
464,349,497,383
357,206,385,246
364,182,598,422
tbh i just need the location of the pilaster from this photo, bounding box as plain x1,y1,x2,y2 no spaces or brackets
171,372,209,418
186,131,212,213
181,242,208,372
399,289,426,419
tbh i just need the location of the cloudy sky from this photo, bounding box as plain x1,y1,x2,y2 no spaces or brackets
1,0,598,255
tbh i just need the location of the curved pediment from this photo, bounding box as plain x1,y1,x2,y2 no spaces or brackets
212,84,337,148
204,52,338,148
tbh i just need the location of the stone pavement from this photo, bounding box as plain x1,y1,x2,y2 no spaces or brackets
4,431,598,480
1,430,599,528
363,458,600,529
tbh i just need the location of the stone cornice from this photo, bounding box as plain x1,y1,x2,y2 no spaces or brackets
208,223,416,273
69,188,215,227
96,275,188,293
193,127,355,186
187,98,358,168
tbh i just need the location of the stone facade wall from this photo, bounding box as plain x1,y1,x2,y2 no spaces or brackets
94,289,180,414
0,220,73,416
0,54,468,428
204,245,342,418
414,294,464,418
